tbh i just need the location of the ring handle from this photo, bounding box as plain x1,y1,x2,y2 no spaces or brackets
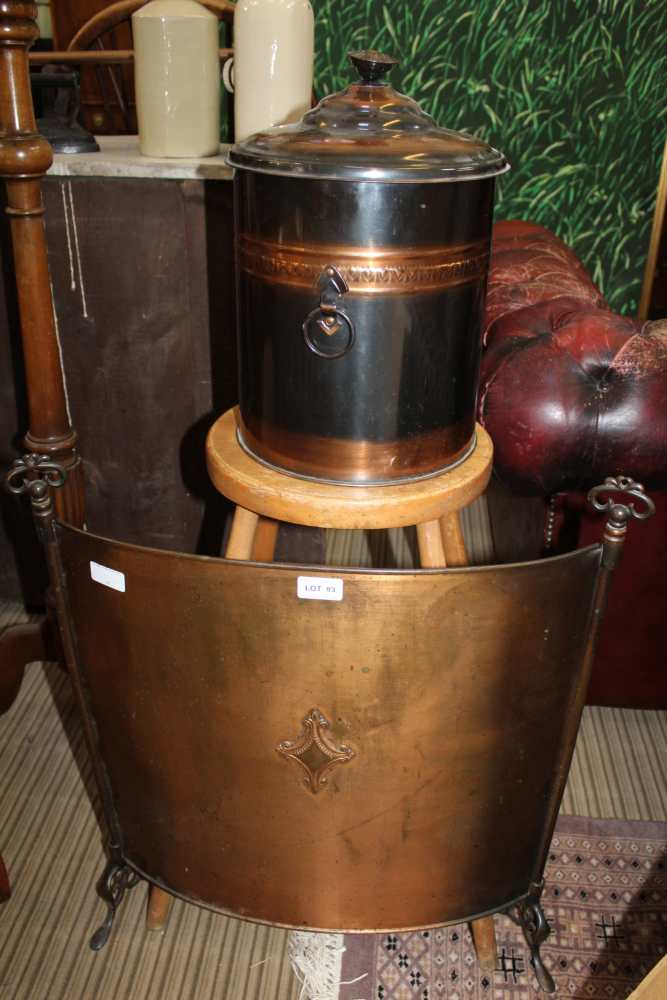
302,265,356,360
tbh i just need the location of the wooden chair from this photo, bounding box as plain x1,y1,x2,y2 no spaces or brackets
36,0,234,134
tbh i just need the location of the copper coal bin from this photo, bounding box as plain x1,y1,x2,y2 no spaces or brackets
5,49,656,999
229,50,509,484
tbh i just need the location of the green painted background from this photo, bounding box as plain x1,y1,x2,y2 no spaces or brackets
311,0,667,314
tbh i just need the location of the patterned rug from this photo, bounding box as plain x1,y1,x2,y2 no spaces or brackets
339,816,666,1000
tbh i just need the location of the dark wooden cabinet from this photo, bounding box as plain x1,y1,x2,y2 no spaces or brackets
1,170,237,601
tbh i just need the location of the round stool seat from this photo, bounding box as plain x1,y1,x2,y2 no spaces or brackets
206,408,493,530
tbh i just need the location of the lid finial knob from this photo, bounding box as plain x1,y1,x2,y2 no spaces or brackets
349,49,399,84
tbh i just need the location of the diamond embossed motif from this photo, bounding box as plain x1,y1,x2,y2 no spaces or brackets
276,709,355,794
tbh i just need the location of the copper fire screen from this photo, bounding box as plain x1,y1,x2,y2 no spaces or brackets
51,523,604,932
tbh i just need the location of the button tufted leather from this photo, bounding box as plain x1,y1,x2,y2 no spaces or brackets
479,221,667,495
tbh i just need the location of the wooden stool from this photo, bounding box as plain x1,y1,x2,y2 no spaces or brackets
149,406,497,970
208,407,493,565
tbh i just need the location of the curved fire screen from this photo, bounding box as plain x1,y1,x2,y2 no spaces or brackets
54,523,602,932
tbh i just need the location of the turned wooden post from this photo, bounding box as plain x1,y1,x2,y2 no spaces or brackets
0,7,85,899
0,1,84,525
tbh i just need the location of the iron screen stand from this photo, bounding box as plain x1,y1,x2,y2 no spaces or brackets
4,452,656,996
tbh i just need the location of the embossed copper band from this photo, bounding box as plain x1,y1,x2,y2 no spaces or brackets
238,414,475,484
239,234,489,293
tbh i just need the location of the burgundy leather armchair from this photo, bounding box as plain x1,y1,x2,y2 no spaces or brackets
479,221,667,708
480,221,667,496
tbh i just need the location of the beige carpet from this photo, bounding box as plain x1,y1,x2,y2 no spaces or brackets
1,535,666,999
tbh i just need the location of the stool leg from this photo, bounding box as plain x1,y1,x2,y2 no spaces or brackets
416,519,447,568
440,511,468,567
226,507,260,560
251,518,279,562
471,915,497,972
146,885,173,933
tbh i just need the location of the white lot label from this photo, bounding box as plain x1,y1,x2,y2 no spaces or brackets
90,561,126,593
297,576,344,602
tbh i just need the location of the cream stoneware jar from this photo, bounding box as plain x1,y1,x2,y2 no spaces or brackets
233,0,314,142
133,0,220,158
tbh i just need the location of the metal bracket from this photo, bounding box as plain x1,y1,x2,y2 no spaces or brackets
506,881,555,994
317,264,348,311
90,852,141,951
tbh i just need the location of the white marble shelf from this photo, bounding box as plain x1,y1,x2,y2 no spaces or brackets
49,135,234,181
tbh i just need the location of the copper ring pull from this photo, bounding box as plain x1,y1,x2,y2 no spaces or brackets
303,265,356,359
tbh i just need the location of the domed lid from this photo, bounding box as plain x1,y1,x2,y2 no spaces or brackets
228,50,509,183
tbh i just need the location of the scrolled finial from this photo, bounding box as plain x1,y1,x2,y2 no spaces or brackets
6,453,67,507
588,475,656,527
589,476,656,570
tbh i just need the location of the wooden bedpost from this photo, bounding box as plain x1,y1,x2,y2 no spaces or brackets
0,5,86,899
0,0,86,903
0,1,84,524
